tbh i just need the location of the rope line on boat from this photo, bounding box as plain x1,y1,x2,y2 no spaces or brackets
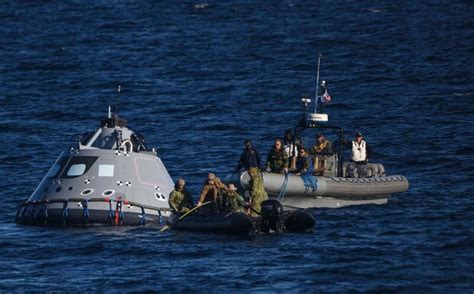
81,199,89,224
114,200,123,225
62,199,69,224
107,199,114,224
277,171,289,202
301,174,317,193
15,197,171,226
41,203,48,225
139,206,146,226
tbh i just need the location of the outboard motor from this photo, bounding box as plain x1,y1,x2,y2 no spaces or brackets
260,200,285,233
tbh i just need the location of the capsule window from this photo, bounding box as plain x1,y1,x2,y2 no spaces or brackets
81,189,94,196
102,189,115,196
66,164,86,177
61,156,98,179
98,165,114,177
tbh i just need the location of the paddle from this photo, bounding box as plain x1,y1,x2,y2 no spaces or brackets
160,201,212,232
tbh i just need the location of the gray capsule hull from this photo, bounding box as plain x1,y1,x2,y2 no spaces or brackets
228,172,409,209
16,117,173,226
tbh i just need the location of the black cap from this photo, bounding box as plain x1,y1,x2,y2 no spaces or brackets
244,139,252,145
285,129,292,135
316,132,323,138
356,132,363,137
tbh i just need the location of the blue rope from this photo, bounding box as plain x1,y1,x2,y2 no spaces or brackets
20,203,28,221
108,200,114,223
300,158,317,193
15,204,23,223
43,203,48,225
118,201,124,225
62,200,69,224
300,174,317,193
81,199,89,224
277,171,289,202
31,202,38,222
139,206,146,226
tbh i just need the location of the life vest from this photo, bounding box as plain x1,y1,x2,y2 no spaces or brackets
316,140,330,153
284,143,298,157
268,149,288,172
351,140,367,162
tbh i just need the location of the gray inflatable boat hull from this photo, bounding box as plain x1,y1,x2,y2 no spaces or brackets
233,172,409,209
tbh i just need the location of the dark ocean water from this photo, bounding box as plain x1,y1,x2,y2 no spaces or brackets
1,1,473,292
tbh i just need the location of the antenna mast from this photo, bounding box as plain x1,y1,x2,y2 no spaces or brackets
314,54,322,113
115,85,121,115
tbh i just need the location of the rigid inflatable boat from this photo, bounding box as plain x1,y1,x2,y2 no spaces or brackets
171,200,315,235
233,171,408,209
16,107,173,226
226,88,409,209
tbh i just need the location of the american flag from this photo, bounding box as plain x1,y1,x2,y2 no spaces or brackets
321,89,331,103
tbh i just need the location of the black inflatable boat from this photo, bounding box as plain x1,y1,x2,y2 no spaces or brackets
171,200,315,235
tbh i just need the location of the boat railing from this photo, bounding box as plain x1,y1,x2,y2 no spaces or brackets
312,154,338,177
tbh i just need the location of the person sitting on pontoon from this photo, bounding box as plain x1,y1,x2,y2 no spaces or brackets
265,138,289,174
294,148,313,176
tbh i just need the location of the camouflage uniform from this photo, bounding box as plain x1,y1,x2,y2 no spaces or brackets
168,189,193,214
226,191,247,213
248,167,268,217
237,140,267,217
266,148,289,173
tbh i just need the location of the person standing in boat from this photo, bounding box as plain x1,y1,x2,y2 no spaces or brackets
283,129,302,169
225,184,248,213
309,133,333,176
265,138,289,174
197,173,228,213
344,132,372,178
309,133,333,155
168,178,194,214
236,139,268,217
